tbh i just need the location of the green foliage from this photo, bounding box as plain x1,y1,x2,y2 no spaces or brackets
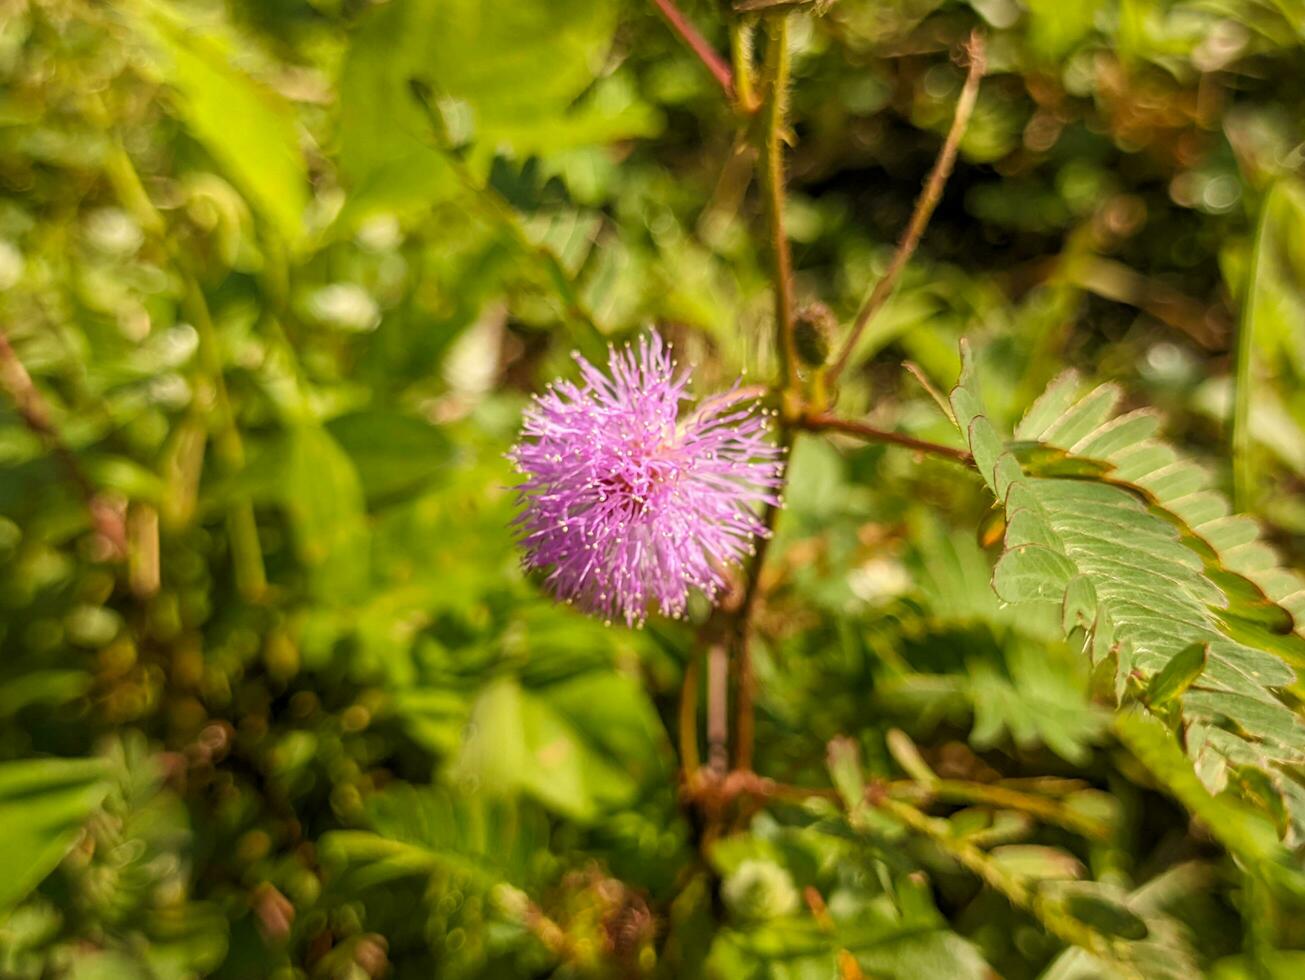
3,0,1305,976
952,344,1305,838
0,757,111,915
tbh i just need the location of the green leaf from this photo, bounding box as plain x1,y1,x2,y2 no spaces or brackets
827,736,867,812
0,757,112,913
135,3,307,244
280,424,371,601
953,349,1305,838
1113,711,1305,901
326,410,453,503
322,784,549,892
1146,643,1207,708
1060,889,1149,941
336,0,636,219
453,672,668,823
988,844,1083,880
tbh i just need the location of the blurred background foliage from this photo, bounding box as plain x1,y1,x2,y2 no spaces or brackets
1,0,1305,976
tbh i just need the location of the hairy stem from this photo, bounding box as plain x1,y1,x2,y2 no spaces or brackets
650,0,736,104
828,32,986,385
801,412,974,465
760,16,799,393
729,19,759,113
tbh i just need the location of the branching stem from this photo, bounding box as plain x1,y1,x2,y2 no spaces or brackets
801,412,974,465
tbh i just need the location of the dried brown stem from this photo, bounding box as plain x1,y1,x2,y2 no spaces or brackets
801,412,974,465
650,0,736,103
828,32,986,385
0,329,126,557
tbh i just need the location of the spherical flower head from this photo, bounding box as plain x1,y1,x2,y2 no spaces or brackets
508,331,785,627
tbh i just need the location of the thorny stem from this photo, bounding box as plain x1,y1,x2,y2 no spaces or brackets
0,329,127,558
650,0,737,104
827,31,986,386
800,412,974,465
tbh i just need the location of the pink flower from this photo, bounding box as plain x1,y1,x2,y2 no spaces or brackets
509,331,785,626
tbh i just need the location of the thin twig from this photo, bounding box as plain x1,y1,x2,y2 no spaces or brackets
650,0,736,103
801,412,974,465
0,329,126,558
827,31,986,385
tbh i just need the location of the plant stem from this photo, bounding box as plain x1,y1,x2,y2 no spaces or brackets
729,19,759,113
828,32,986,386
732,449,786,772
679,653,702,775
800,412,974,465
878,796,1129,968
716,12,798,778
759,16,799,393
707,642,730,774
887,779,1110,839
650,0,737,104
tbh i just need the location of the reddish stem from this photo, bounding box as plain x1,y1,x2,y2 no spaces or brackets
651,0,737,103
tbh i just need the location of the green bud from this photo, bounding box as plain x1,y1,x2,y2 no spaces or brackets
794,302,836,367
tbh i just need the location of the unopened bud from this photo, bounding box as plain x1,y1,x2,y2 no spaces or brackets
794,302,836,367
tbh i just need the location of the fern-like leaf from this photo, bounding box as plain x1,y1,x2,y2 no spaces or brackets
950,342,1305,839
